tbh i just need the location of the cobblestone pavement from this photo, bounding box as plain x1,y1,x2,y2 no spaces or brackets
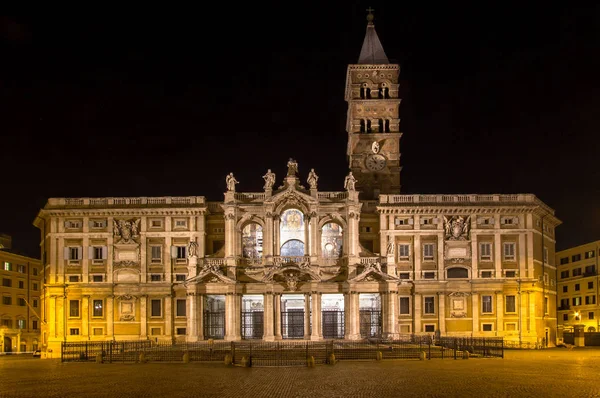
2,348,600,398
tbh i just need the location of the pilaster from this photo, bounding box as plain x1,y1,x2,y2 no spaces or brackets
472,293,479,334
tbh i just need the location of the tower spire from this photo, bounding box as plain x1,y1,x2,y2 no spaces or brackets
358,7,389,64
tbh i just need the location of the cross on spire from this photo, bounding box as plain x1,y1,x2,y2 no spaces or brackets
366,6,375,23
366,7,374,13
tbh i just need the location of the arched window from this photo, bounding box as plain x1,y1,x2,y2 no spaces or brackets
366,119,372,133
242,223,263,258
378,119,384,133
359,119,366,133
447,267,469,279
366,88,371,99
321,223,343,258
280,209,305,256
384,119,390,132
360,87,366,99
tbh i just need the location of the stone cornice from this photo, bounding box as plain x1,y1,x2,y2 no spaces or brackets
38,209,207,218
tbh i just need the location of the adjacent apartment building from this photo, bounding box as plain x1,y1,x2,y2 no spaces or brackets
556,241,599,337
33,11,561,356
0,235,42,353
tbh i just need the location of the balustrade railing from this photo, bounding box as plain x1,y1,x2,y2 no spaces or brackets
50,196,206,207
273,256,311,267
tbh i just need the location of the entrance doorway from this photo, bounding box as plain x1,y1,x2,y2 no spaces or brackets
322,294,344,339
3,336,11,353
359,293,382,338
241,295,264,339
281,294,308,339
203,295,225,339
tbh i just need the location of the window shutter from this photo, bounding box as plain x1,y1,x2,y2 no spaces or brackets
63,247,69,260
490,218,495,225
419,218,424,224
77,246,83,260
408,218,414,225
64,221,70,228
433,218,439,224
88,220,94,229
171,246,177,258
102,246,108,260
88,247,94,260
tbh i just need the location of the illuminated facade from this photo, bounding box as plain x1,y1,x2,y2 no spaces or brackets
0,242,42,353
556,241,599,335
33,12,561,356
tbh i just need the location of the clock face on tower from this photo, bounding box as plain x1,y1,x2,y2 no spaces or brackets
365,154,387,171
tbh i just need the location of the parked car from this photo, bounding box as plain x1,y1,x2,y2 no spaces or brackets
32,350,41,358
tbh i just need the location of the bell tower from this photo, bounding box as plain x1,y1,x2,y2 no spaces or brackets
345,8,402,200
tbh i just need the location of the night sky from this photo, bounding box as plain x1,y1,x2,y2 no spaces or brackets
1,4,599,258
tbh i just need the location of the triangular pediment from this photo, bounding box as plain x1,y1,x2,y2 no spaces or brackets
186,268,236,285
267,184,317,208
350,264,397,282
262,263,321,283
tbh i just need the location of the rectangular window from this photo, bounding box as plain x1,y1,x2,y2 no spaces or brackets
176,328,187,335
93,300,103,317
424,296,435,314
482,295,493,313
543,247,548,263
151,328,161,335
399,297,410,315
150,274,162,282
17,264,26,273
69,328,80,336
68,247,81,261
424,324,435,333
560,257,569,265
92,246,105,260
482,324,493,332
150,246,162,263
561,270,569,278
575,284,580,291
33,299,38,307
585,265,596,275
69,300,80,317
150,220,163,228
91,220,106,229
93,328,103,336
585,296,596,305
399,273,410,280
151,299,162,317
423,272,436,279
572,254,581,262
32,320,38,329
3,262,12,271
2,278,12,287
590,312,595,320
176,299,186,317
572,268,582,276
174,219,187,228
32,268,38,276
563,286,568,293
563,314,568,321
18,298,26,306
503,243,516,261
585,250,595,259
398,244,410,260
68,275,79,282
175,274,186,282
92,275,103,282
33,283,38,291
3,296,12,305
588,281,594,289
18,280,24,289
572,297,582,306
479,243,492,261
505,271,516,278
505,296,516,313
481,271,492,278
545,297,549,315
423,243,435,261
176,246,187,260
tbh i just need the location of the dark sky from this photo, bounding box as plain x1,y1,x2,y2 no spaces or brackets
1,3,599,257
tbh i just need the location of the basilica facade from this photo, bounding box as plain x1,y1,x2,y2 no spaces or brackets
34,13,560,355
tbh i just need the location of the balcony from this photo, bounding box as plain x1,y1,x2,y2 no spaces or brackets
272,256,311,267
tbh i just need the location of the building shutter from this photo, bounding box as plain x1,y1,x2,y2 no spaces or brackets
77,247,83,260
88,247,94,259
63,247,69,260
171,246,178,258
408,218,414,225
102,246,108,260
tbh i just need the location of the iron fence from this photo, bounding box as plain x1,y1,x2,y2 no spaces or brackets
61,335,503,365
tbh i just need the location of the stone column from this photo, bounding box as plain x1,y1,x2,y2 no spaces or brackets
494,234,502,278
82,235,89,281
437,234,444,278
225,293,236,341
140,295,147,338
274,294,282,340
274,216,281,256
496,293,504,334
311,291,321,340
16,332,21,353
519,233,527,278
198,295,204,340
304,293,311,339
472,293,479,335
82,296,89,337
438,293,446,335
386,289,399,339
106,296,114,338
49,296,57,339
186,293,198,342
471,234,478,277
224,213,236,258
309,215,319,260
234,294,242,340
347,291,360,340
414,293,422,333
164,296,172,338
414,235,422,280
263,292,274,341
528,291,536,335
264,214,273,258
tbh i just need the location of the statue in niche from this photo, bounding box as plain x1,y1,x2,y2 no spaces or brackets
226,172,239,192
307,168,319,189
443,215,471,241
344,172,357,191
287,158,298,176
284,273,299,291
386,236,394,255
263,169,276,190
188,240,198,258
113,219,141,244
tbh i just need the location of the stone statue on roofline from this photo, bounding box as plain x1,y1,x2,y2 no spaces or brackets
226,172,239,192
263,169,276,190
307,168,318,189
287,158,298,176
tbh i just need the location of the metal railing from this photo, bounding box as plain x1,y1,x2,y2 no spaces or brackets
61,335,504,365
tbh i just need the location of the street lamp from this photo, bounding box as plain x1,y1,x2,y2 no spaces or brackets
574,311,580,322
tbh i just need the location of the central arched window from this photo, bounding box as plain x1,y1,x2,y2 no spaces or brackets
447,267,469,279
321,222,343,258
242,223,263,258
280,208,305,256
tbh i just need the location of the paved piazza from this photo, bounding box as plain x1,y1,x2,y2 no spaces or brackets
1,348,600,397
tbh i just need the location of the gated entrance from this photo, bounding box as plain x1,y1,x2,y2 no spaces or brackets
359,293,382,338
281,310,304,339
204,295,225,339
241,295,264,339
322,293,345,339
